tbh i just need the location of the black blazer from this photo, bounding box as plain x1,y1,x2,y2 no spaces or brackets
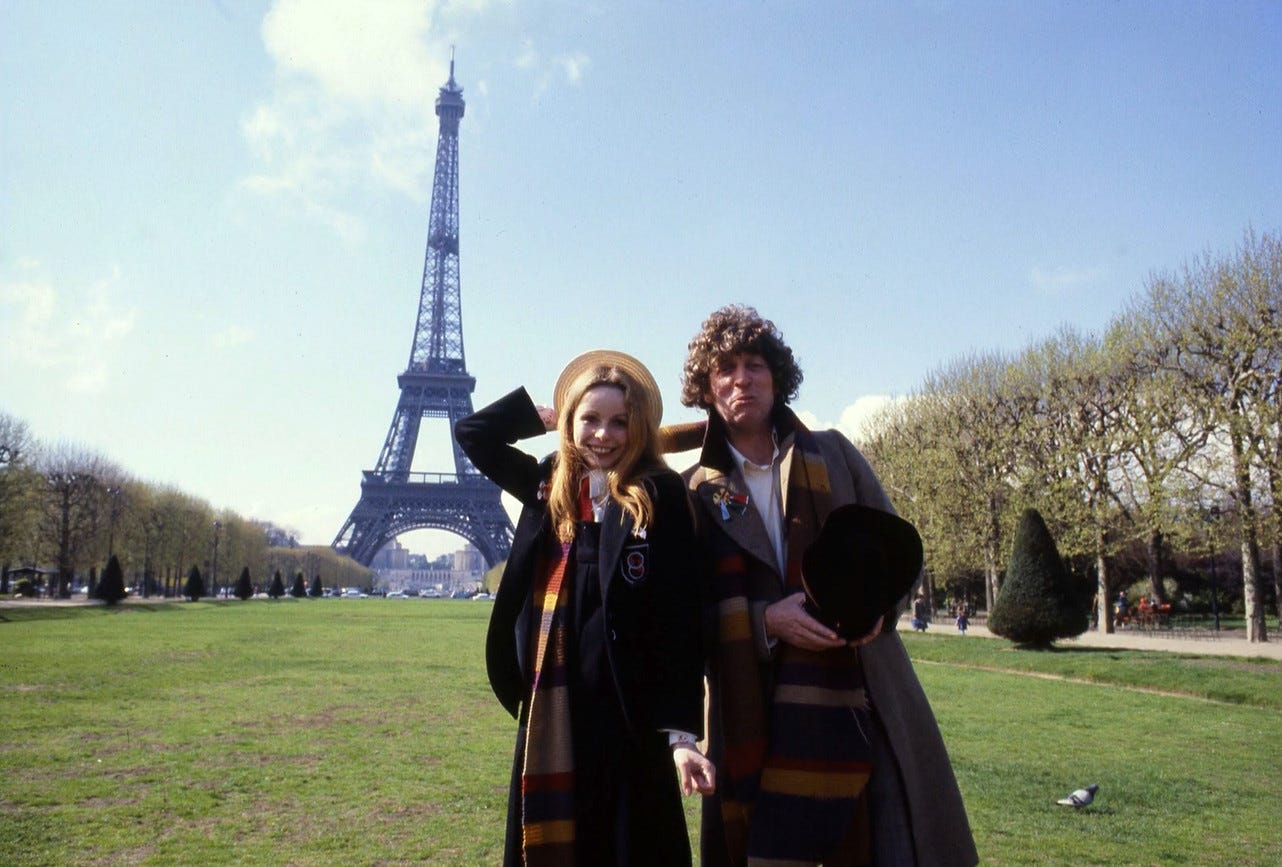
455,388,704,740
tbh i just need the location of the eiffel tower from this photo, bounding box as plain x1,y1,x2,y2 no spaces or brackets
333,59,514,569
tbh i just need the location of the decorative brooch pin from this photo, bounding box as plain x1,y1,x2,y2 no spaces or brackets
537,480,549,501
712,489,750,521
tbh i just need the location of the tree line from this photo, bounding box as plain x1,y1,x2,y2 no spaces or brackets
0,420,374,599
860,229,1280,642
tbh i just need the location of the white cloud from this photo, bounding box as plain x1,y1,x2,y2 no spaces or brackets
514,38,538,70
796,394,897,445
210,325,256,350
240,0,455,234
240,0,586,234
513,39,592,100
1029,264,1107,296
555,52,590,84
261,0,440,108
0,263,138,395
0,274,56,338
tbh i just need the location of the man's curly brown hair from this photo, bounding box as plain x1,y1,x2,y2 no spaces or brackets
680,304,803,411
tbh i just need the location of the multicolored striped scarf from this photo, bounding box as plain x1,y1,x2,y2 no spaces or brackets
713,423,874,866
520,536,575,865
519,479,594,866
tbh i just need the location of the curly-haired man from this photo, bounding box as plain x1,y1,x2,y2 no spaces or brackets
675,304,976,867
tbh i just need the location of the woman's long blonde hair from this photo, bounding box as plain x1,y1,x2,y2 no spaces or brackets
548,365,660,542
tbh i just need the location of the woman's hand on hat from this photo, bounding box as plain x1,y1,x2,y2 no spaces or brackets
765,592,847,652
536,405,557,432
846,615,883,648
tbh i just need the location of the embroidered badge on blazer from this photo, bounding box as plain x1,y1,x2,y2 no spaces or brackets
712,489,750,521
620,542,649,585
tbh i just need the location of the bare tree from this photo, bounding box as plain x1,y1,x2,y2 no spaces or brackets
38,444,114,597
0,412,42,573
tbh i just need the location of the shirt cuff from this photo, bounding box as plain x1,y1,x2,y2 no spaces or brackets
665,730,698,748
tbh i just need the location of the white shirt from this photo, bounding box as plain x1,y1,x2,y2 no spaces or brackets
726,436,785,577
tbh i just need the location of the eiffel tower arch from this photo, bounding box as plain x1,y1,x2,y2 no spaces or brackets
333,59,514,569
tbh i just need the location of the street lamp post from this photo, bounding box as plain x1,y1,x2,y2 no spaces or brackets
211,521,222,599
106,486,122,560
1208,505,1221,633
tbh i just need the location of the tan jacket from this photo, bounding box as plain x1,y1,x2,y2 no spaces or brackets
686,415,978,867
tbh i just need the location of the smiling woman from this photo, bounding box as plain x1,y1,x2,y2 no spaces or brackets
571,385,629,470
453,349,714,866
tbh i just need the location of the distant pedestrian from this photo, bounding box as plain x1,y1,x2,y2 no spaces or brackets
955,609,969,635
912,590,930,631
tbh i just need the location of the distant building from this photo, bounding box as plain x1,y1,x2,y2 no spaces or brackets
371,538,412,571
453,546,484,575
371,539,486,595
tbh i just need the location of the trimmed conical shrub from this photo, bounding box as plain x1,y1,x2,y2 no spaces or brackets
308,574,323,598
268,570,285,599
184,565,205,601
290,571,307,598
97,554,127,605
989,508,1089,647
234,567,254,600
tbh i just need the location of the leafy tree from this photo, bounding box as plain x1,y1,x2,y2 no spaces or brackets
290,571,307,598
254,520,299,548
308,574,323,598
97,554,127,605
184,565,204,601
268,569,285,599
1107,313,1211,610
1137,231,1279,641
264,545,375,592
0,412,41,570
1016,329,1135,633
989,509,1089,647
234,566,254,601
915,353,1022,610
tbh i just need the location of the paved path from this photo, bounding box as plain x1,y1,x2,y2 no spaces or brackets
897,617,1282,660
6,599,1280,660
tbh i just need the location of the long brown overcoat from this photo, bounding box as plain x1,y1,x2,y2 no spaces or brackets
684,409,978,867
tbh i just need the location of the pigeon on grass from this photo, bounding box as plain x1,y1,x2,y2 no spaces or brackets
1056,783,1098,808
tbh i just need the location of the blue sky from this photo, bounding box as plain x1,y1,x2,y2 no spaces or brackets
3,0,1280,555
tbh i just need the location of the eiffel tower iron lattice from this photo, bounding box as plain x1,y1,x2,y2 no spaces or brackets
333,60,514,569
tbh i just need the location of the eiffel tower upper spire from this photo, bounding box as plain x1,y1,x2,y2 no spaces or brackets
410,52,466,374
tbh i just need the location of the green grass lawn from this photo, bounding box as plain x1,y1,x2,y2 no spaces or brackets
2,601,1279,865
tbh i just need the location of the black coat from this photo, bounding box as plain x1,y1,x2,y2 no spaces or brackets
456,387,704,736
455,388,705,865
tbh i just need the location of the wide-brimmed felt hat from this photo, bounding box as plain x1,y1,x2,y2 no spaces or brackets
801,504,924,640
553,349,663,429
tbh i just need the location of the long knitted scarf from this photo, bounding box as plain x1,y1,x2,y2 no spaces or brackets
519,479,596,866
519,536,575,866
713,424,874,866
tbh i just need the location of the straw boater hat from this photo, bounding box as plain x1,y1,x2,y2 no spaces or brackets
553,349,663,430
